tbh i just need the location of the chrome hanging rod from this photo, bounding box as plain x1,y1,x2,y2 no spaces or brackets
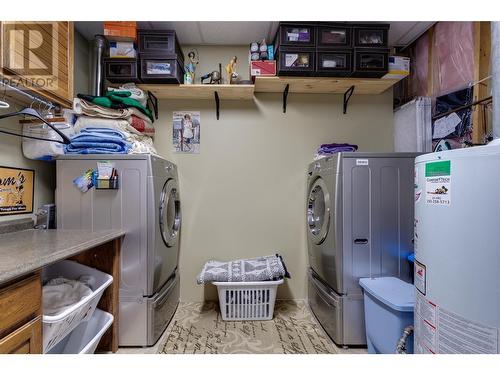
0,80,57,111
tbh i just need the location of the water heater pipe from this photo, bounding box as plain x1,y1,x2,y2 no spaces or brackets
396,325,414,354
492,22,500,140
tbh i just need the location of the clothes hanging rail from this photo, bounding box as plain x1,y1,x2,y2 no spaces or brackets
0,80,58,112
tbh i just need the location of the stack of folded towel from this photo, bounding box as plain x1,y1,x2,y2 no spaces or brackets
68,84,157,155
65,128,132,154
314,142,358,160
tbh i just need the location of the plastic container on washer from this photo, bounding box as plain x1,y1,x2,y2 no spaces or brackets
42,260,113,353
359,277,415,354
213,279,284,321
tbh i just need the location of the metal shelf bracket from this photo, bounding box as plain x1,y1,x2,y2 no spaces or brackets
343,85,355,114
214,91,220,120
283,84,290,113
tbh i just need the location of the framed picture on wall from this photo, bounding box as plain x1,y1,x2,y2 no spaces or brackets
0,166,35,216
173,111,201,154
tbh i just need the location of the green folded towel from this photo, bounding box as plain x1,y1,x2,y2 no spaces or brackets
77,92,153,121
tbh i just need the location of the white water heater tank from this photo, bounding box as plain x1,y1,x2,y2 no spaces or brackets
414,146,500,354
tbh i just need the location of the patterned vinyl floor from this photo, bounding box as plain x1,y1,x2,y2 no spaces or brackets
155,300,366,354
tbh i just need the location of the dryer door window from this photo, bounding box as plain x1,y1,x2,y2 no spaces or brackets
159,179,181,247
307,178,331,244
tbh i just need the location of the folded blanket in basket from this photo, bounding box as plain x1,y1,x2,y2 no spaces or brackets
43,277,93,316
65,128,132,154
196,254,290,284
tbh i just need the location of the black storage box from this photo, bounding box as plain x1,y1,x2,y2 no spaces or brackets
353,24,390,48
351,48,389,78
104,58,141,83
139,54,185,84
137,30,184,63
316,49,353,77
316,23,352,48
274,22,316,50
276,47,316,76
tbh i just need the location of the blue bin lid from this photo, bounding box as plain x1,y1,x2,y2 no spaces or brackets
359,277,415,312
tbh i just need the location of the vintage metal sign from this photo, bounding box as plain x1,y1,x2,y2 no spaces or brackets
0,166,34,215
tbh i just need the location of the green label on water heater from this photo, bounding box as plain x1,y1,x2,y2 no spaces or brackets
425,160,451,206
425,160,451,177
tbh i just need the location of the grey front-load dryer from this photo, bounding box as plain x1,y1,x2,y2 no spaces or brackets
56,154,181,347
306,153,418,347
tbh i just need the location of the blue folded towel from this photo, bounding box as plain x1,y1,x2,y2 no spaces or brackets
65,128,131,154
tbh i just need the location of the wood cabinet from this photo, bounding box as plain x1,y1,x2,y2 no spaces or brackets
0,317,42,354
0,236,121,354
0,21,74,108
0,274,42,354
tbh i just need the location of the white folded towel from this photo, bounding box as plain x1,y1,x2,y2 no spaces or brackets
43,277,93,316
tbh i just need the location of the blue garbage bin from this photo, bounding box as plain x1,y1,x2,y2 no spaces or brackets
359,277,414,354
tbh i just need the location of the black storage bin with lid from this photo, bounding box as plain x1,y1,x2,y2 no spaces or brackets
137,29,184,63
316,49,353,77
104,58,141,83
139,54,185,84
353,24,390,48
316,23,352,48
274,22,316,50
351,48,389,78
276,46,316,76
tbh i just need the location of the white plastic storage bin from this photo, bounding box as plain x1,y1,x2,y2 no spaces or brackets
213,279,283,321
47,309,114,354
42,260,113,353
22,121,74,160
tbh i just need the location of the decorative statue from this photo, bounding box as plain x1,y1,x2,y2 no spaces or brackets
201,63,222,84
184,49,199,84
225,56,239,84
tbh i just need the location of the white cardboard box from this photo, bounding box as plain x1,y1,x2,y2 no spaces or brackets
382,56,410,79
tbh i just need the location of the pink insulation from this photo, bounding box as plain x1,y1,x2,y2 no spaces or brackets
411,34,430,97
432,21,475,96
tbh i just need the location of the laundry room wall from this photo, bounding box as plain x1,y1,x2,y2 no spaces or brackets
153,45,395,302
0,29,90,223
0,114,56,223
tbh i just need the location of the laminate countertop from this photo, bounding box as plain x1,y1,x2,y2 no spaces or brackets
0,229,125,284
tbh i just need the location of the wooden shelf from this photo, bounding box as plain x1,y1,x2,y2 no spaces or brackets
253,76,401,95
139,76,402,116
139,76,401,101
138,84,254,100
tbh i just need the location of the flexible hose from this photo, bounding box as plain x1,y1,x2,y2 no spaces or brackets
396,325,414,354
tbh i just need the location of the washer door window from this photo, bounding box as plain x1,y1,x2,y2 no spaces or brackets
307,178,331,244
159,179,181,247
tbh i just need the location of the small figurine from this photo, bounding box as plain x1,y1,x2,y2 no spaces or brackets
201,63,222,84
184,49,199,85
225,56,239,84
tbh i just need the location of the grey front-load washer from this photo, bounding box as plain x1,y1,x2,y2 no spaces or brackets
56,154,181,347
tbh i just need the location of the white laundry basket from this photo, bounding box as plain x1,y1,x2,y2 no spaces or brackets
42,260,113,353
47,309,114,354
213,279,283,321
